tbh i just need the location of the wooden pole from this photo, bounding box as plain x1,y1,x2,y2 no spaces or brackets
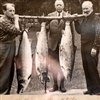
0,14,85,20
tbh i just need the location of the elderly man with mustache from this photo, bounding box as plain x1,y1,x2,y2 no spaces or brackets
47,0,67,93
74,1,100,95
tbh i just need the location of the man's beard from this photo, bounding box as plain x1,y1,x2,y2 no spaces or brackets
83,10,93,17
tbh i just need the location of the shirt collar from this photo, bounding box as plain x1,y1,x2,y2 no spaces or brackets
56,11,63,17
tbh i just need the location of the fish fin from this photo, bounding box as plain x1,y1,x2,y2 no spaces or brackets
31,54,33,58
17,80,25,94
28,74,32,80
17,78,30,94
69,45,77,81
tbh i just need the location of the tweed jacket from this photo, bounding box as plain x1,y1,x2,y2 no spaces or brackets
0,16,22,43
47,11,67,51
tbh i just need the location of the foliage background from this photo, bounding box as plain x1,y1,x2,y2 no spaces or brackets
1,0,98,94
0,0,99,15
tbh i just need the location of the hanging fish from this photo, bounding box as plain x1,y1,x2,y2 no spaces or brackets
35,22,49,93
15,30,32,94
59,21,74,80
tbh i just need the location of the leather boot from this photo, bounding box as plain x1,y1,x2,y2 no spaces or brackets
49,79,58,92
60,79,66,92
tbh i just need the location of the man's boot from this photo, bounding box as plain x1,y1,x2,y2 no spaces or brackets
49,79,58,92
60,79,66,92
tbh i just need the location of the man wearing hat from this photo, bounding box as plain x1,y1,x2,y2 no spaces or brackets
47,0,67,92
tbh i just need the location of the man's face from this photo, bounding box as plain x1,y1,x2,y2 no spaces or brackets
4,4,15,18
82,5,93,17
55,4,64,13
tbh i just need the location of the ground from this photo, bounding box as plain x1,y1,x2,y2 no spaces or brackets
10,25,100,95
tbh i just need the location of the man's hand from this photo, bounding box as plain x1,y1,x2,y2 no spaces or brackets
14,14,19,21
91,48,97,57
72,13,78,21
14,14,20,29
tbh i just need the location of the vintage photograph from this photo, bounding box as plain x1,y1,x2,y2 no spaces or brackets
0,0,100,98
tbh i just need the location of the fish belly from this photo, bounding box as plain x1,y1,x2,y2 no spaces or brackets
35,30,48,76
59,22,73,80
15,31,32,93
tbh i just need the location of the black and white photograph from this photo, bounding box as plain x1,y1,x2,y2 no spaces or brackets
0,0,100,99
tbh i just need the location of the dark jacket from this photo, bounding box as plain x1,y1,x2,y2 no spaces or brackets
74,12,100,49
47,11,67,51
0,16,22,94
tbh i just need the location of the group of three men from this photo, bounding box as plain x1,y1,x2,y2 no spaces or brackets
0,0,100,95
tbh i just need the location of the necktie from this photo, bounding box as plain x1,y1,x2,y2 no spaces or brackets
58,13,60,16
58,13,60,24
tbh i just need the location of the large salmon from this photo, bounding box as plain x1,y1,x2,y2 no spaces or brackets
35,22,49,92
59,21,74,80
15,31,32,94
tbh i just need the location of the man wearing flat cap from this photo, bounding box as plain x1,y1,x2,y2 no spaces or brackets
47,0,67,92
